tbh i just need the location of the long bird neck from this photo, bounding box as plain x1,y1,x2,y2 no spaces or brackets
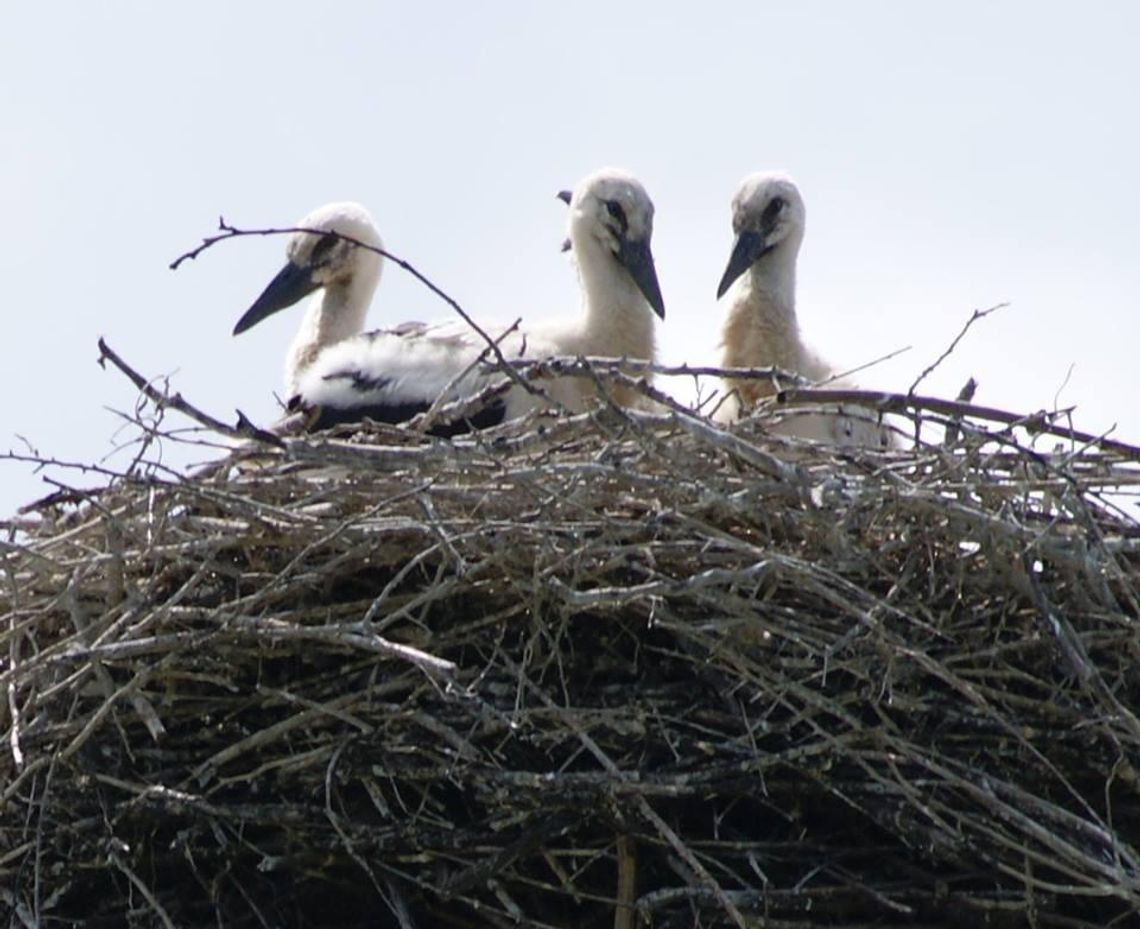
285,268,379,396
721,249,822,404
573,239,656,361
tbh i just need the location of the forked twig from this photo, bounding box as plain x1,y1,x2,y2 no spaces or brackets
96,337,283,447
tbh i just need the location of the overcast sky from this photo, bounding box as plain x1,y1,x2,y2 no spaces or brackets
2,2,1137,518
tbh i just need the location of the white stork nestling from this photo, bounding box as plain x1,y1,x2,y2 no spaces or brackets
714,171,890,448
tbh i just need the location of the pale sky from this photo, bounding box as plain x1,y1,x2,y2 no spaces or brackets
2,2,1137,518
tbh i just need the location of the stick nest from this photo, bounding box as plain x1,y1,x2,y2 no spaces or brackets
3,373,1140,929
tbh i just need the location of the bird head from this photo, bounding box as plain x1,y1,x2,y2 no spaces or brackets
716,173,805,299
233,202,383,335
561,167,665,320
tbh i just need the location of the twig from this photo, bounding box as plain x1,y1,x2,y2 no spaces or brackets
96,338,283,447
0,451,133,483
822,344,913,385
228,616,457,681
507,356,811,385
408,318,556,434
6,681,23,769
614,834,637,929
108,848,177,929
908,302,1006,395
779,386,1140,458
408,375,517,437
1053,362,1076,415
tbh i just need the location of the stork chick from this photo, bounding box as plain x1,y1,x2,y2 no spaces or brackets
714,172,889,447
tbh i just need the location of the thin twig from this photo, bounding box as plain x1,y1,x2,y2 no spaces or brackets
779,386,1140,458
96,337,283,446
908,302,1006,395
109,850,177,929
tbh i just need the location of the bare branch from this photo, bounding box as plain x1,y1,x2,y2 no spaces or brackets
779,385,1140,458
908,302,1007,395
96,337,283,447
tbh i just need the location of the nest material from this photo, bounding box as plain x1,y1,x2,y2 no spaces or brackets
3,375,1140,929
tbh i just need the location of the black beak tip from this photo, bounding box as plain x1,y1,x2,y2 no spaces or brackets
642,271,666,321
647,284,666,320
716,229,764,300
556,190,572,205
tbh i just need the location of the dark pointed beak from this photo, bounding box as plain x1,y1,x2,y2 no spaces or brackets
233,261,318,335
716,229,767,300
617,237,665,320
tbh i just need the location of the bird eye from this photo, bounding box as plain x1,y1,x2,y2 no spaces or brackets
761,197,786,227
309,233,339,265
603,200,628,236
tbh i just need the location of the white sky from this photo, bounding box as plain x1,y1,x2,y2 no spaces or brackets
2,2,1137,518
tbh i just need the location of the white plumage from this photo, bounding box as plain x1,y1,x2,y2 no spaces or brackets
234,168,665,433
713,172,890,448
